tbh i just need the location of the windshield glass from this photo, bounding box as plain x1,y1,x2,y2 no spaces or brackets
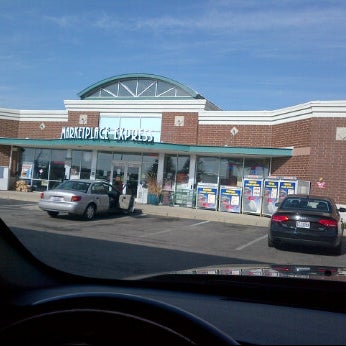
1,1,346,285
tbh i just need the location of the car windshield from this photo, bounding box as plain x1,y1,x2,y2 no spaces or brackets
0,1,346,288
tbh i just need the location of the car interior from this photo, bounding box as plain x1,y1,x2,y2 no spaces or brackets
317,201,329,212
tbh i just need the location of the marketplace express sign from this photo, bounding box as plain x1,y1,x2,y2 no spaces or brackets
60,127,154,142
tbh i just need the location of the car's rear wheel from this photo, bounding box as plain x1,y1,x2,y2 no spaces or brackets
83,204,96,221
331,241,342,256
47,211,59,218
268,236,275,248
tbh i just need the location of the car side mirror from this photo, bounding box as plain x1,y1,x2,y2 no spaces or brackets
338,207,346,213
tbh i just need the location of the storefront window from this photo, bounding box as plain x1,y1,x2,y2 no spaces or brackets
18,148,66,190
196,157,219,184
71,150,92,179
49,150,66,189
219,158,243,187
20,148,35,181
244,158,270,178
21,148,35,163
163,155,176,191
142,154,158,184
113,153,142,162
163,155,190,191
96,152,113,181
31,149,50,191
177,156,190,189
33,149,50,180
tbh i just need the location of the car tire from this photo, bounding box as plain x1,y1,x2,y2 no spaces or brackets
268,236,275,248
83,204,96,221
47,211,59,218
331,241,342,256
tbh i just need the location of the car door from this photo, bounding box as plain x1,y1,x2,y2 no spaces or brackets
90,182,110,213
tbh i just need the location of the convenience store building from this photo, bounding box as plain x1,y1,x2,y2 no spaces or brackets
0,73,345,212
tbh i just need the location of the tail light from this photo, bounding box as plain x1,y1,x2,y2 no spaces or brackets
40,192,44,199
271,215,289,222
71,195,82,202
318,219,337,227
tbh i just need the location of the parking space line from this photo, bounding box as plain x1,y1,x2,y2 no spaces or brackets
236,235,268,251
138,229,174,237
190,220,210,227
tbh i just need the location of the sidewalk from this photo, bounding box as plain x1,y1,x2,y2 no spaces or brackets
0,190,270,227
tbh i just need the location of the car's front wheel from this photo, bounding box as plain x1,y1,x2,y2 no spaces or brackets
83,204,96,221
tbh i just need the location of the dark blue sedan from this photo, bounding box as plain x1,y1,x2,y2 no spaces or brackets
268,195,346,255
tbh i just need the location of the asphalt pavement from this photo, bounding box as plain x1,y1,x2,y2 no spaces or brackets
0,190,270,227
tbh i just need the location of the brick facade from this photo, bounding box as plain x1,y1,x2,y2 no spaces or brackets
161,112,198,145
198,124,272,147
0,119,19,138
15,111,101,140
160,113,346,203
17,121,65,139
67,112,100,128
0,146,11,166
0,107,345,204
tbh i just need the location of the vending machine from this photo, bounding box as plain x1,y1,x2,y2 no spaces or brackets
242,177,263,215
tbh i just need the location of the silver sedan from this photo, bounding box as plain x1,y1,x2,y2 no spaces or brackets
38,179,133,220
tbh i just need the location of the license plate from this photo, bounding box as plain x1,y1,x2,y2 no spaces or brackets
296,221,310,229
51,196,63,202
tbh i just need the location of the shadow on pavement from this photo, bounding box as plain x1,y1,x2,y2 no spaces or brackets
10,226,262,280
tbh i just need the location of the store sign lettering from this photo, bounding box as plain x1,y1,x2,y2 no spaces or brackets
60,127,154,142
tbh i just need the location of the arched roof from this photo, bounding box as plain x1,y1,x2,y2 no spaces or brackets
78,73,203,100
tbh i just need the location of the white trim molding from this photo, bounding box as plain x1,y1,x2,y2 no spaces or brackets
0,108,68,122
199,101,346,125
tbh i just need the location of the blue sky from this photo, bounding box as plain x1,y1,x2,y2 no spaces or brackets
1,0,346,111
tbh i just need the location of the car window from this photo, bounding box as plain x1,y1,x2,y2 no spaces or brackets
91,183,109,194
104,183,114,193
281,197,332,212
315,201,330,212
281,198,301,209
55,181,90,193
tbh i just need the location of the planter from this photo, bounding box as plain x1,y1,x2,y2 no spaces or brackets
148,193,160,205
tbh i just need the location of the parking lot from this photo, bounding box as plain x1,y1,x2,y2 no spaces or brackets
1,195,345,279
0,199,269,257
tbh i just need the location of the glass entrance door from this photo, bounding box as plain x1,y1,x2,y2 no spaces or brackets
112,161,140,197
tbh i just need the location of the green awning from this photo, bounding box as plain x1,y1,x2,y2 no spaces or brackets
0,138,292,158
